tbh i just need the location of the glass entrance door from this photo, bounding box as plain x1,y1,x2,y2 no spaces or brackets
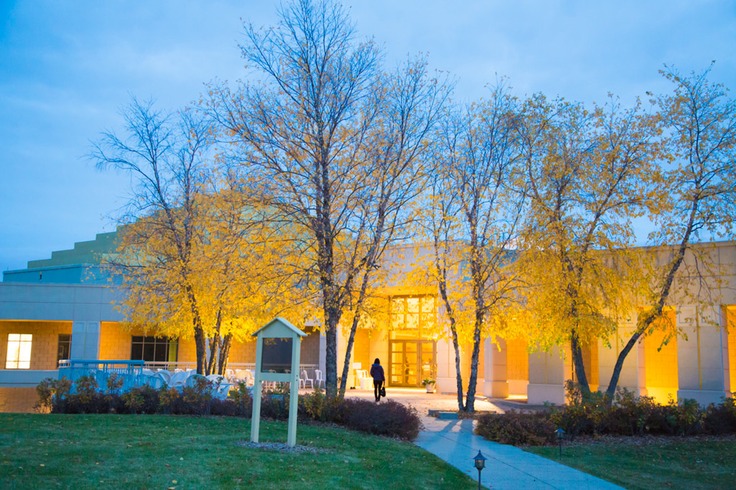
389,340,436,387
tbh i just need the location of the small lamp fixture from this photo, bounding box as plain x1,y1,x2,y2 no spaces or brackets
473,450,487,490
555,427,565,457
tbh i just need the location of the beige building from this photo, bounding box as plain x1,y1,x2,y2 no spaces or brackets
1,233,735,412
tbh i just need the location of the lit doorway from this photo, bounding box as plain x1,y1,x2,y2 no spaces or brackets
389,340,436,387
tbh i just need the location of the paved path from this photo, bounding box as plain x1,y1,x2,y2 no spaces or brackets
345,388,623,489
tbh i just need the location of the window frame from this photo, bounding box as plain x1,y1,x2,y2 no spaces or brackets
5,333,33,369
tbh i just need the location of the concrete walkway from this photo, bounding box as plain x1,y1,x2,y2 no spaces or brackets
345,388,622,489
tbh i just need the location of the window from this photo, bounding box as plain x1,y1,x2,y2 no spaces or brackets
389,296,436,339
57,334,71,364
6,334,32,369
130,336,177,364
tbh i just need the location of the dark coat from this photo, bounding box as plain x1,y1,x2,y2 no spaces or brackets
370,363,385,382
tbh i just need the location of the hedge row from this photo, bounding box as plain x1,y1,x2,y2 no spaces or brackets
476,386,736,446
36,376,420,441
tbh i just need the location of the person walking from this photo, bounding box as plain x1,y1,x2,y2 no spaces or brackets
370,358,385,402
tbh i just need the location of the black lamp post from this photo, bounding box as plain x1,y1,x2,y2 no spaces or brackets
473,450,486,490
555,427,565,457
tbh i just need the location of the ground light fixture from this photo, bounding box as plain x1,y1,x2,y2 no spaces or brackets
555,427,565,457
473,450,487,490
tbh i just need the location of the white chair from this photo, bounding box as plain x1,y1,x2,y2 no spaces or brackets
357,369,373,390
314,369,324,388
234,369,254,387
206,374,231,399
206,374,225,384
300,369,314,389
244,369,255,387
186,373,207,388
169,370,190,388
155,370,171,386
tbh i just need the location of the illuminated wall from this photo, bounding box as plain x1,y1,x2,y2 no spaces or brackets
643,309,678,403
727,307,736,394
505,337,529,396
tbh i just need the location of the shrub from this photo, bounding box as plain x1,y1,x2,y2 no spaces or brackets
122,390,145,414
181,377,214,415
703,397,736,434
35,377,70,413
476,410,556,446
209,398,241,416
342,399,420,440
64,375,113,414
604,388,649,435
126,385,160,414
227,382,253,417
260,393,290,420
670,398,703,436
298,388,346,423
158,387,182,414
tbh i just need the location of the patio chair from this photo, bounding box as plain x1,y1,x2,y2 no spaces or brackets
185,373,207,388
169,370,190,389
356,369,372,390
206,374,231,399
155,370,171,386
314,369,325,388
300,369,314,389
234,369,254,387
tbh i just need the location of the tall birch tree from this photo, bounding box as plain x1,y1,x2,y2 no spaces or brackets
208,0,438,397
426,84,525,412
515,93,660,397
603,65,736,398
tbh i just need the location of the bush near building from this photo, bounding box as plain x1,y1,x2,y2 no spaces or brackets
35,377,420,441
476,384,736,446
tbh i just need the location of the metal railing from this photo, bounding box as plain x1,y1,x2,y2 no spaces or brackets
57,359,321,393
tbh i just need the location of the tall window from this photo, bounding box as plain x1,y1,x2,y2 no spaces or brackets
6,334,32,369
390,295,436,339
130,336,177,364
57,334,71,364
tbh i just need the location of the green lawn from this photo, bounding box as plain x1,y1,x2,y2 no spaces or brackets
525,435,736,489
0,414,477,489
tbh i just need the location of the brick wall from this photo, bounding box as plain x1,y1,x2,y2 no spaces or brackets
0,387,38,413
99,322,134,360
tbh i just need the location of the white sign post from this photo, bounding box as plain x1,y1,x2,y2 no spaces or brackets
250,317,306,447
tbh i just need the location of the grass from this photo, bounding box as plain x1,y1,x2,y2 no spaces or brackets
0,414,477,490
525,435,736,489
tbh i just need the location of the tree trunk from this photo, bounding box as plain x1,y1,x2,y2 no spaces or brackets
338,286,367,398
324,308,340,399
570,331,591,397
604,224,692,401
604,329,643,400
464,316,483,413
193,325,206,375
207,333,220,376
436,267,465,411
218,333,232,375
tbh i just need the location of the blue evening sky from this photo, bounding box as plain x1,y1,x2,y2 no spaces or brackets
1,0,734,272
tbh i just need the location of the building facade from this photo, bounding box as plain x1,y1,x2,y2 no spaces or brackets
1,233,735,412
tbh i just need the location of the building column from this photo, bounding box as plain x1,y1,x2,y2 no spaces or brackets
483,338,508,398
677,305,729,405
70,321,101,360
436,338,454,393
319,331,326,379
527,346,566,405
